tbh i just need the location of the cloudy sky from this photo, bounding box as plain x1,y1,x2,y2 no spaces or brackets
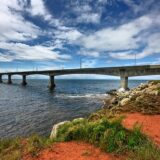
0,0,160,79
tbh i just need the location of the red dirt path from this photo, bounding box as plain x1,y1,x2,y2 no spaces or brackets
122,113,160,146
24,113,160,160
24,141,122,160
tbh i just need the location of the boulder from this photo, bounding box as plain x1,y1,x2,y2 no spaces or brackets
106,89,117,95
118,88,126,92
120,98,130,106
149,90,159,96
50,121,70,139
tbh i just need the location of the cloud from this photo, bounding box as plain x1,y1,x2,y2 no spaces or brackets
109,32,160,60
78,49,100,57
77,13,101,24
0,0,73,63
76,13,160,60
0,0,41,42
0,42,71,61
55,29,82,42
79,15,152,52
81,59,97,68
28,0,55,22
122,0,157,14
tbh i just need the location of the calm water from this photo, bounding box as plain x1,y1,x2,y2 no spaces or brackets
0,79,147,138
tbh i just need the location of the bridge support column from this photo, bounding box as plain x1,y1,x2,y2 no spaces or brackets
8,75,12,84
22,75,27,86
120,76,128,90
48,75,55,90
0,75,2,83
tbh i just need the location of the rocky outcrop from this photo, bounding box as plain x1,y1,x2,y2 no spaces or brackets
103,81,160,114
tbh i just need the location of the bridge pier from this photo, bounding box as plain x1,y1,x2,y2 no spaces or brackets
120,76,128,90
0,75,2,83
48,75,55,90
8,75,12,84
22,75,27,86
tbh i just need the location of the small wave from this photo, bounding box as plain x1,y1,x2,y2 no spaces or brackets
55,93,109,99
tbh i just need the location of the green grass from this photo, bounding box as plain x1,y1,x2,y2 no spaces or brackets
55,117,160,160
56,117,147,153
0,116,160,160
128,142,160,160
0,134,54,160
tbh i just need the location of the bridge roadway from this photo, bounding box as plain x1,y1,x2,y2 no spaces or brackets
0,65,160,90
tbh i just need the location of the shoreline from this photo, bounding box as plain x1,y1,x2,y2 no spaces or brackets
0,80,160,160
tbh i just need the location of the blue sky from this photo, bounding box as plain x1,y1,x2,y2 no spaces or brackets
0,0,160,79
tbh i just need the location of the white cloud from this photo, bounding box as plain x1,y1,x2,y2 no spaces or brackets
0,0,41,42
0,0,73,63
79,15,152,52
122,0,156,14
55,29,82,41
77,13,160,60
109,33,160,60
29,0,52,21
0,42,71,61
78,49,100,57
77,13,101,24
82,59,97,68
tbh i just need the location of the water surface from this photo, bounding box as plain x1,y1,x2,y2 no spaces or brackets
0,79,147,138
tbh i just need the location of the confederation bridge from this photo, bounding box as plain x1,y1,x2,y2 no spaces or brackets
0,65,160,90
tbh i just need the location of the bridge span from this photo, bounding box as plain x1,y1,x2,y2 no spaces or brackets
0,65,160,90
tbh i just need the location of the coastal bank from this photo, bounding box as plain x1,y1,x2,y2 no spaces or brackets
0,80,160,160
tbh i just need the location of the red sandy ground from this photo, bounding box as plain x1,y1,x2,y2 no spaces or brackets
24,142,122,160
122,113,160,146
24,113,160,160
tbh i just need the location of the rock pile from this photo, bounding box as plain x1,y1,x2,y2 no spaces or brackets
104,81,160,114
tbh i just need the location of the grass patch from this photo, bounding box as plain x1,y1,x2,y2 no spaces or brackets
0,134,54,160
56,117,160,159
56,117,147,154
128,142,160,160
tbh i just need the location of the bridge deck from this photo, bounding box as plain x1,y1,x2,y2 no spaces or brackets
0,65,160,77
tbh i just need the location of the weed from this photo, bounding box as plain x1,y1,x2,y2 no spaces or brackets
128,142,160,160
56,117,147,154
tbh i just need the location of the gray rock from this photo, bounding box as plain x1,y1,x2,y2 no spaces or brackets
120,98,130,106
50,121,70,139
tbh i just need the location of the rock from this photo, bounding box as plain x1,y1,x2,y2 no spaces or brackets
110,97,119,105
106,89,117,95
149,90,159,96
117,88,126,92
120,98,130,106
50,121,70,139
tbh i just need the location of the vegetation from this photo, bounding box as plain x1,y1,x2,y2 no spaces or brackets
0,117,160,160
0,134,53,160
55,117,160,159
128,142,160,160
0,81,160,159
56,117,145,153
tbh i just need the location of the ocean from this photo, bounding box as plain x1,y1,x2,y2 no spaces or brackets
0,79,147,138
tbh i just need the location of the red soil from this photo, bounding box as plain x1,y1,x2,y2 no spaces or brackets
122,113,160,146
24,141,122,160
24,113,160,160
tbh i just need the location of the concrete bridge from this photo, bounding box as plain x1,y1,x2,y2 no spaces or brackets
0,65,160,90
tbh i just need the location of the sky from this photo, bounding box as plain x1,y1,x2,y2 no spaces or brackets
0,0,160,79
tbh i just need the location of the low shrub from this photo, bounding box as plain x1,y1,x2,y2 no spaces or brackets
0,134,53,160
128,142,160,160
56,117,147,153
